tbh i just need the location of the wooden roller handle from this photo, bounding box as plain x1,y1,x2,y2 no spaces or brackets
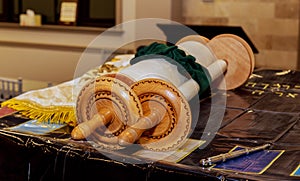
71,108,113,140
118,107,163,146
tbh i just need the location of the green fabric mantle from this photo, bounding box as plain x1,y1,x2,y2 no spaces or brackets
131,42,212,98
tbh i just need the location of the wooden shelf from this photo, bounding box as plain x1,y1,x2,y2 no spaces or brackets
0,22,123,35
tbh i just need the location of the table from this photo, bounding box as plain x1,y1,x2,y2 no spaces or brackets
0,69,299,181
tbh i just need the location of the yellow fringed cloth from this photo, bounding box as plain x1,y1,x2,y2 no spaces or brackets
1,54,134,127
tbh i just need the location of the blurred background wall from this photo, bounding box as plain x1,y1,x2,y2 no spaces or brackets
0,0,299,91
182,0,300,70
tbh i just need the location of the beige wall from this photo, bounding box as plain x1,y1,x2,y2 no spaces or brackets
182,0,300,70
0,27,108,88
0,27,98,83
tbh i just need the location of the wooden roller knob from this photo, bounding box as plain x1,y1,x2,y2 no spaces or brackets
118,106,164,146
71,108,113,140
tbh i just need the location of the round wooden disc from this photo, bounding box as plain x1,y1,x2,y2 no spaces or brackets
207,34,255,90
131,78,192,151
76,76,143,150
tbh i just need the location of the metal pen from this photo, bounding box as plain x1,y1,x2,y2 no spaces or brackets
199,143,271,167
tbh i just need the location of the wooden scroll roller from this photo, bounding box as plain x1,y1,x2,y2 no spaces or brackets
116,59,193,151
71,75,143,150
176,34,255,90
118,78,193,151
